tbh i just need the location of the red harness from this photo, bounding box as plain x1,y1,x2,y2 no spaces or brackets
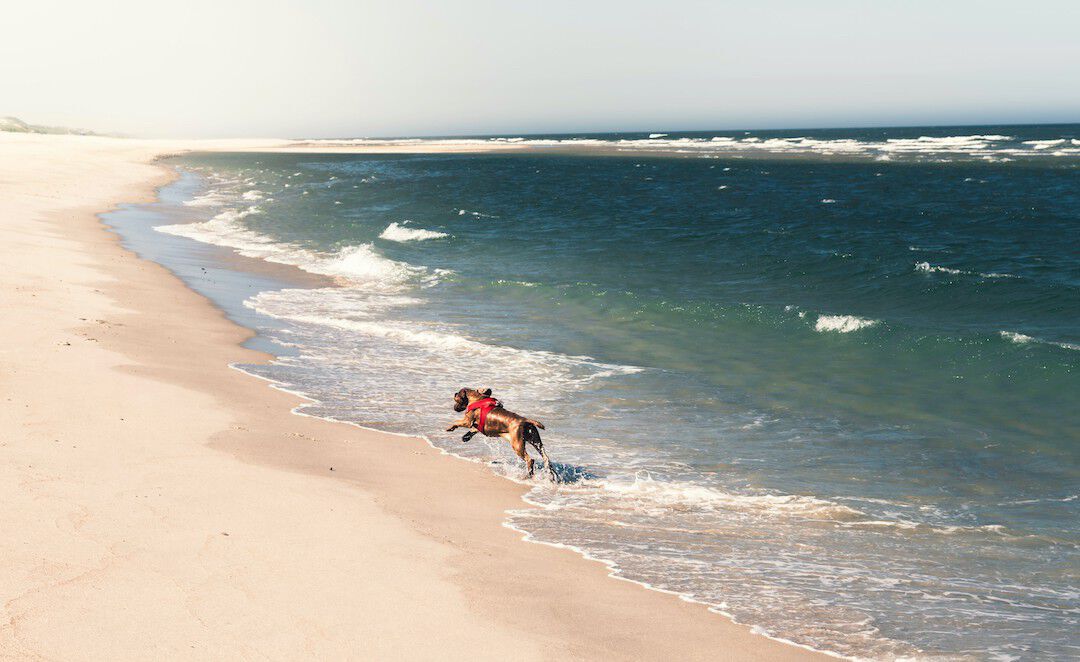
466,397,500,435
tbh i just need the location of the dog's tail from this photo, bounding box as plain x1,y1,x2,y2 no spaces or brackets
523,423,556,481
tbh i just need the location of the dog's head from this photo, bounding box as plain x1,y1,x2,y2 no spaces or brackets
453,387,492,412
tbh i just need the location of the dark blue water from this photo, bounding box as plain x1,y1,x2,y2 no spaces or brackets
148,125,1077,660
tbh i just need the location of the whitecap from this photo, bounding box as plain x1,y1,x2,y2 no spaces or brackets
1000,331,1080,352
915,261,964,275
1022,139,1065,149
290,132,1080,163
457,209,498,219
916,261,1017,279
814,315,879,333
379,221,448,242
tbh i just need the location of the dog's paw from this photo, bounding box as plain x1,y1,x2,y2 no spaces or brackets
461,431,478,443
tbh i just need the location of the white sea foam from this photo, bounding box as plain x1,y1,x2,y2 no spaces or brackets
182,190,233,207
586,473,866,521
814,315,879,333
158,207,430,287
915,261,1017,279
1023,139,1065,149
915,261,964,275
1000,331,1034,345
293,132,1080,161
999,331,1079,352
314,244,428,283
248,289,642,383
457,208,498,218
378,221,449,242
1001,495,1078,506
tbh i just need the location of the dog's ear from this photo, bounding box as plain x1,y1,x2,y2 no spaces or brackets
480,388,492,397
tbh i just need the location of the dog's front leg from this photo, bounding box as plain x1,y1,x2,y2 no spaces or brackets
448,411,480,442
445,416,471,432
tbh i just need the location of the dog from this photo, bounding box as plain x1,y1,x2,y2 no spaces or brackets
446,387,554,479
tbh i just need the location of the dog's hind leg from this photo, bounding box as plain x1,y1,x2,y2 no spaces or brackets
523,423,555,481
508,432,534,478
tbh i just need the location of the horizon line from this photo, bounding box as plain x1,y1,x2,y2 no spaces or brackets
290,119,1080,142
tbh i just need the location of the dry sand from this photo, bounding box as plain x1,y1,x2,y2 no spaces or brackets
0,132,825,660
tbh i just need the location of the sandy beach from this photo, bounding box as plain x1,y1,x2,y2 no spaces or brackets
0,132,824,660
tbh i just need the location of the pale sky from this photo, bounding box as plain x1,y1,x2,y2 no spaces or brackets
3,0,1078,138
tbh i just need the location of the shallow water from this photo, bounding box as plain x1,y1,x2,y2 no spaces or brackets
111,125,1077,660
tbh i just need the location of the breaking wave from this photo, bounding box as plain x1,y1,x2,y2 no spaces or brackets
379,221,449,242
814,314,879,333
295,132,1080,161
457,208,498,218
1000,330,1080,352
158,207,431,287
915,261,1017,279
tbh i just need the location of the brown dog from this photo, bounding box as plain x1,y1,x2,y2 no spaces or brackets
446,387,554,479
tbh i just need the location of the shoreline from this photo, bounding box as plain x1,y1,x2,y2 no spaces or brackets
0,133,826,660
139,159,854,660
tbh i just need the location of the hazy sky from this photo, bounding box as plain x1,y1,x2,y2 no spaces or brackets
3,0,1078,137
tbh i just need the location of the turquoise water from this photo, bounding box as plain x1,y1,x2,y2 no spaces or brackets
146,126,1076,659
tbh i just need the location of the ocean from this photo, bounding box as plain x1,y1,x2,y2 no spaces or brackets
106,125,1078,660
